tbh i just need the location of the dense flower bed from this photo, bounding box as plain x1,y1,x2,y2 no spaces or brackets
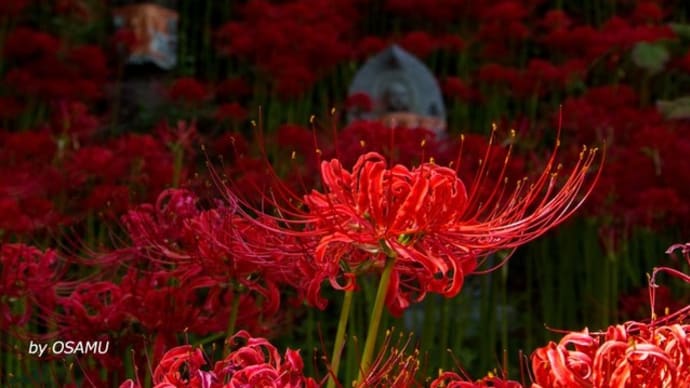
2,0,690,386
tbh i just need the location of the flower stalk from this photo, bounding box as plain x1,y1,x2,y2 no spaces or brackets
223,292,241,355
357,255,396,382
327,289,354,388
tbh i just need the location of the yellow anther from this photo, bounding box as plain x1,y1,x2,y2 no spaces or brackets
291,151,296,159
309,115,316,124
360,140,366,147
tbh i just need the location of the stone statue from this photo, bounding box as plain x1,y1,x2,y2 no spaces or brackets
347,45,446,135
113,3,178,70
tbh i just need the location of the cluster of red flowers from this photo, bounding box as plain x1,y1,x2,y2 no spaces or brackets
518,242,690,388
120,331,317,388
3,27,108,104
531,322,690,387
3,0,690,386
216,0,359,98
0,244,60,330
561,85,690,234
0,124,182,235
219,122,601,317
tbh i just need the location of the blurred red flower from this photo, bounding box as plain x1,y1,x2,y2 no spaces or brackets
3,27,61,60
538,9,572,31
215,102,248,123
442,76,479,102
353,36,388,61
398,31,439,58
168,77,208,105
631,1,665,24
0,0,29,18
0,96,25,119
215,77,253,99
480,1,528,21
344,92,374,113
0,244,59,329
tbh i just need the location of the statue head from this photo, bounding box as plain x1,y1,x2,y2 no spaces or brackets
382,81,412,113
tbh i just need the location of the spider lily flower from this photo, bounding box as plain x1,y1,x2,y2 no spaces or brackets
121,331,317,387
219,124,603,314
430,371,523,387
531,322,690,387
353,330,421,387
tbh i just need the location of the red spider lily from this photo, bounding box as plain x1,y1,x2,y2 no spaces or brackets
431,371,522,387
214,331,317,387
215,103,249,123
531,323,690,387
122,331,317,387
152,345,213,387
0,0,29,18
155,120,199,154
0,96,25,119
630,1,665,25
533,243,690,387
442,77,480,103
67,45,109,80
56,281,131,339
215,78,253,99
0,244,60,329
384,0,480,24
220,123,602,315
439,34,465,53
398,31,440,58
111,189,284,324
326,120,442,169
215,0,356,98
50,100,101,140
479,1,529,22
538,10,572,32
3,27,61,60
168,77,208,106
344,92,374,113
354,330,421,387
352,36,387,61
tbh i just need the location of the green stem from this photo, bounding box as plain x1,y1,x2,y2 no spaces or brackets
223,292,241,355
327,290,354,388
357,256,395,382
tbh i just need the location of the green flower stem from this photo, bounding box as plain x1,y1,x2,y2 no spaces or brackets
357,256,395,382
327,290,354,388
223,292,241,355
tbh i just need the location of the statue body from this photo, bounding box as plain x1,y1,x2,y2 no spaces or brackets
347,45,446,135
